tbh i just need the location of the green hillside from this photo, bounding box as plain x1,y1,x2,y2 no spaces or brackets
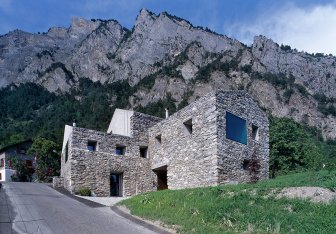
120,170,336,233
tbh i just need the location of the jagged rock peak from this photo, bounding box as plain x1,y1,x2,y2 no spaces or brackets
253,35,280,51
134,8,158,31
68,17,99,37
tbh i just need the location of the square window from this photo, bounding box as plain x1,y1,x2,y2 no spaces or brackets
87,141,97,151
183,118,193,135
243,160,250,170
155,134,162,145
226,112,247,144
116,145,126,155
252,124,259,141
140,146,148,158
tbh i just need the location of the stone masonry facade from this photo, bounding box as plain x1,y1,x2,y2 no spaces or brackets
55,91,269,197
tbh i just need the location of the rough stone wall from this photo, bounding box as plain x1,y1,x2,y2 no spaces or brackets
61,112,161,196
69,149,155,196
216,91,269,184
148,93,219,189
131,112,162,143
52,176,64,188
61,91,269,195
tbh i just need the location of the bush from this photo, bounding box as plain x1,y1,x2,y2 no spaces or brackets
79,187,91,196
269,117,334,177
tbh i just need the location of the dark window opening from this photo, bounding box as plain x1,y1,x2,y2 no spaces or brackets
155,134,162,145
0,159,4,167
116,145,126,155
243,160,250,170
0,173,2,180
183,118,193,135
140,146,148,158
226,112,247,144
153,166,168,190
110,173,123,196
65,142,69,162
8,160,12,168
87,141,97,151
252,124,259,141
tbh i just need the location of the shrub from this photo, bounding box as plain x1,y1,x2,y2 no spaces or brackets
79,187,91,196
241,64,252,73
280,44,292,51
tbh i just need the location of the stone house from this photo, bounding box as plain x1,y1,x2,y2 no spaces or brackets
55,91,269,196
0,140,36,182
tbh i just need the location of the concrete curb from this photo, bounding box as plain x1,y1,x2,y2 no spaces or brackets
111,206,172,234
50,186,106,208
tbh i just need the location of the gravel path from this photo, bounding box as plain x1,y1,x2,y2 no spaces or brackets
75,195,127,206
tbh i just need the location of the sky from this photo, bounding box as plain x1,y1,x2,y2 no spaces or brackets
1,0,336,54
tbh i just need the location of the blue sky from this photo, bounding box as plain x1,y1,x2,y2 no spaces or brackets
1,0,336,54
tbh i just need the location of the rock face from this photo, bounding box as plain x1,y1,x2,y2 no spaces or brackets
0,9,335,139
252,36,336,98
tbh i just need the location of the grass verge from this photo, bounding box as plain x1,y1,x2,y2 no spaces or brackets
120,170,336,233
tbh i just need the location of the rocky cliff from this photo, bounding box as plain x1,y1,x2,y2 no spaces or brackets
0,9,335,139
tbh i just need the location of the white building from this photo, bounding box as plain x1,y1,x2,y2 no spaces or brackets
0,140,35,182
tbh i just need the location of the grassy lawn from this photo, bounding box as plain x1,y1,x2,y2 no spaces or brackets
120,170,336,233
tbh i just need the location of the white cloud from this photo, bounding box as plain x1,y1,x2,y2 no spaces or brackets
226,3,336,55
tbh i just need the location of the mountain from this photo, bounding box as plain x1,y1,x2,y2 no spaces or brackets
0,9,335,140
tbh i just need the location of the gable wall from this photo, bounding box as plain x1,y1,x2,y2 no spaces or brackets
216,91,269,184
61,112,160,196
148,93,219,189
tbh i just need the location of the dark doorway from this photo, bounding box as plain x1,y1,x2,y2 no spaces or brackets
153,166,168,190
110,173,122,196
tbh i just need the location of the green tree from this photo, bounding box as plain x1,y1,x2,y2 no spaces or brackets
269,118,325,177
27,137,61,181
11,157,32,182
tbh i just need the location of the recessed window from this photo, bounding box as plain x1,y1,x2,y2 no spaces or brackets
0,159,4,167
87,141,97,151
226,112,247,144
0,172,2,180
183,118,193,135
140,146,148,158
252,124,259,141
243,160,250,170
155,134,162,145
116,145,126,155
64,142,69,162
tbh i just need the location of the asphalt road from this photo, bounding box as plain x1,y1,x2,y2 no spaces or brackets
0,182,156,234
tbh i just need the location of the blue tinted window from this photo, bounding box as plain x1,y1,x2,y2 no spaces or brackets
116,146,125,155
87,141,97,151
226,112,247,144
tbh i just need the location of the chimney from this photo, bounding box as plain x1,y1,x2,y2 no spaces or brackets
165,108,169,119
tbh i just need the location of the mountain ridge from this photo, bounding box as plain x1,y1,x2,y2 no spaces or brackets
0,8,335,139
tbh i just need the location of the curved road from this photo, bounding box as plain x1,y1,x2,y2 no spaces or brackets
0,182,156,234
